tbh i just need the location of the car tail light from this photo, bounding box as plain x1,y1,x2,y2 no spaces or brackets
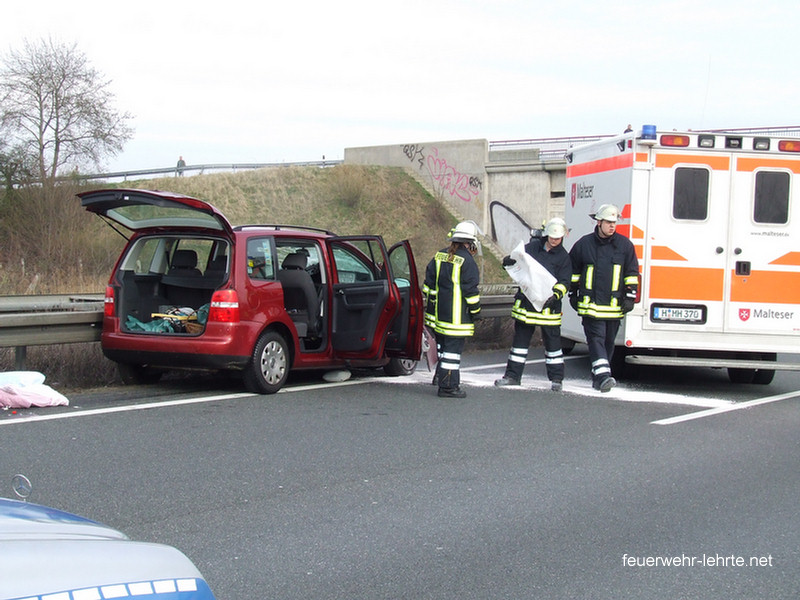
104,285,115,317
209,289,240,323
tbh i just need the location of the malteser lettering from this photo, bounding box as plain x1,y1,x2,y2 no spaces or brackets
576,182,594,199
752,309,794,320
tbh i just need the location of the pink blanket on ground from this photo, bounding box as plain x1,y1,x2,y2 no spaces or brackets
0,372,69,408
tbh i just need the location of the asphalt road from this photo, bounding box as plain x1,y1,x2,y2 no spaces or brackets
3,348,800,599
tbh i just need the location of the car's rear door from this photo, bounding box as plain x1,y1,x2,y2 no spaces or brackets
326,236,399,359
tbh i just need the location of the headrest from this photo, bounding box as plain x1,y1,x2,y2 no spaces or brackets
171,249,198,269
282,253,307,270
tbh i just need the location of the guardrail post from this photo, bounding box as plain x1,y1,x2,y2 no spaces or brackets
15,346,26,370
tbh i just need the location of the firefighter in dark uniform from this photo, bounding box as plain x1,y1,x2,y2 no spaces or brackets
423,221,482,398
568,204,639,392
495,217,572,391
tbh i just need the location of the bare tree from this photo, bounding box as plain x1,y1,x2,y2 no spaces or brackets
0,38,133,183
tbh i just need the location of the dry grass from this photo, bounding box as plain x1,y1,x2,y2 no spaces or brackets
0,166,508,391
0,344,118,392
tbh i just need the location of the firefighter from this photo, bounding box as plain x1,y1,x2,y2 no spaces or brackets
568,204,639,392
423,221,482,398
495,217,572,391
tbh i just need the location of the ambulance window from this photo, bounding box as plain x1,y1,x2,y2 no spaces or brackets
754,171,789,224
673,167,709,220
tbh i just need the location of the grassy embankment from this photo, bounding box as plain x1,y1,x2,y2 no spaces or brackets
0,165,510,391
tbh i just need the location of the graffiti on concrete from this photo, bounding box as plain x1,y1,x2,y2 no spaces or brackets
402,144,482,203
490,201,540,255
403,144,426,169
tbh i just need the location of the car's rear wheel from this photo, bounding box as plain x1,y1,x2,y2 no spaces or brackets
118,363,163,385
244,331,290,394
384,357,417,377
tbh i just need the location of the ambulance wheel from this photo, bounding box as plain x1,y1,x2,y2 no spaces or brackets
752,369,775,385
727,368,755,384
560,337,576,356
611,347,635,380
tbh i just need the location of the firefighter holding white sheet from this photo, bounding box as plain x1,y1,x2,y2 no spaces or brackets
495,218,572,391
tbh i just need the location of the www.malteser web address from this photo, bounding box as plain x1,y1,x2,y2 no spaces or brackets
622,554,774,567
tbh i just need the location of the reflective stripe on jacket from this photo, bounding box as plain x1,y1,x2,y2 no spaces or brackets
569,228,639,320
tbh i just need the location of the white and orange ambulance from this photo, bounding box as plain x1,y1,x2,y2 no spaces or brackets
562,126,800,384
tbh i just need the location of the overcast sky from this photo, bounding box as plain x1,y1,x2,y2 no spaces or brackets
2,0,798,173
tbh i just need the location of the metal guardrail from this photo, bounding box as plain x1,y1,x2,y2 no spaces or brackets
489,134,612,162
478,294,515,318
0,295,104,370
0,293,515,369
71,160,343,183
0,294,104,313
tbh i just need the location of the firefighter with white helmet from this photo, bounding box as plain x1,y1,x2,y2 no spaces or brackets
423,220,482,398
568,203,639,392
495,217,572,391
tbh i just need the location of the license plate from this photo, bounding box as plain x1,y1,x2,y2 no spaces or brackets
652,305,705,323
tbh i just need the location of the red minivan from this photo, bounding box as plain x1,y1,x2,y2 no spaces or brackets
79,189,423,393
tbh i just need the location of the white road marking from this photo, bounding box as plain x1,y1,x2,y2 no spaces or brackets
651,389,800,425
0,379,370,427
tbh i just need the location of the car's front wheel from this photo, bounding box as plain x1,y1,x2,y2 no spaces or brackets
244,331,290,394
384,357,417,377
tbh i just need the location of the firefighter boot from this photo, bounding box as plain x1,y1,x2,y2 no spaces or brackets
494,376,521,387
438,386,467,398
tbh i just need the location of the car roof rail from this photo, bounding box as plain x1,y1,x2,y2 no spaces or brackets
234,224,337,235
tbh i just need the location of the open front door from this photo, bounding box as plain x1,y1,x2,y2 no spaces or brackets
327,236,399,360
385,240,424,360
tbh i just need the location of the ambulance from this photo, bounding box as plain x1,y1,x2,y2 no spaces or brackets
562,125,800,384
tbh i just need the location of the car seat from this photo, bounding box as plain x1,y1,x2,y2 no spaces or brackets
205,254,228,284
163,249,203,308
277,252,320,338
168,249,202,277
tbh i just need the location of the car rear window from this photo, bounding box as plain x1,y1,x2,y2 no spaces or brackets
122,236,225,275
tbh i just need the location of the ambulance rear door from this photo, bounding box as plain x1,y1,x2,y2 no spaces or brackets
725,152,800,336
642,145,732,333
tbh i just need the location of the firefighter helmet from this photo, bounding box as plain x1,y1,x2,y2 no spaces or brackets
544,217,567,239
449,220,479,243
590,204,620,222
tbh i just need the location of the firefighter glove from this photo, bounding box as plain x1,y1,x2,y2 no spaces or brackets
502,255,516,267
622,297,635,313
569,292,579,311
543,294,558,311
